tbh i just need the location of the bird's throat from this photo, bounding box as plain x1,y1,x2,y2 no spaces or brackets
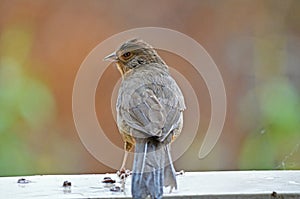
116,62,131,77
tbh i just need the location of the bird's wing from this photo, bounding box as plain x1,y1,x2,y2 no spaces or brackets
120,79,184,142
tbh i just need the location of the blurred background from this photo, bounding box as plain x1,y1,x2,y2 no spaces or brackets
0,0,299,176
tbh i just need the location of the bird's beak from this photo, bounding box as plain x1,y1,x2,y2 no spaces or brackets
103,52,118,62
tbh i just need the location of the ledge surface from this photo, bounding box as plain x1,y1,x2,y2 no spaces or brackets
0,171,300,198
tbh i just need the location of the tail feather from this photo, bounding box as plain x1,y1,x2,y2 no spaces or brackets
164,144,177,191
131,138,176,199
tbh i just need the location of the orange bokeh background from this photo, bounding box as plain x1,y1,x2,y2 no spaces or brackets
0,0,299,176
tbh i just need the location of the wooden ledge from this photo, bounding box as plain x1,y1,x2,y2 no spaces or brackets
0,171,300,198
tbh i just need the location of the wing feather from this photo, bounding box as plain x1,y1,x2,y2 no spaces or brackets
117,64,185,142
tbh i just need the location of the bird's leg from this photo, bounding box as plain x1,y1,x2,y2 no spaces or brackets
117,141,132,178
120,141,131,171
117,142,133,193
117,149,128,178
120,150,129,171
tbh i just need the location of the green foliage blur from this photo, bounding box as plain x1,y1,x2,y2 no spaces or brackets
0,1,299,176
238,36,300,170
0,24,56,176
239,79,300,169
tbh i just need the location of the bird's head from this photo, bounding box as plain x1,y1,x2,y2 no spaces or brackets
104,39,166,76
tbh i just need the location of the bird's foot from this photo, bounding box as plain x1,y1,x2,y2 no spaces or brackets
116,168,131,193
176,170,185,176
117,168,131,179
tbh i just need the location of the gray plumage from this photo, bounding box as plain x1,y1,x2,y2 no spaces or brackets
106,39,185,199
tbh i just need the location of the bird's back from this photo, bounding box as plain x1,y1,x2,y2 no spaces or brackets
116,63,185,142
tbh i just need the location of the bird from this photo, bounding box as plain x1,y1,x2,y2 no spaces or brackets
104,39,185,199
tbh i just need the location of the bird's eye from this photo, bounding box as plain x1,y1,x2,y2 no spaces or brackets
122,52,132,59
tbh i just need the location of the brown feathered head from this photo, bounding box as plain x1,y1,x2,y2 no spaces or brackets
104,39,166,76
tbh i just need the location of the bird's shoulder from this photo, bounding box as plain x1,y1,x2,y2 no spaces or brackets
117,63,185,110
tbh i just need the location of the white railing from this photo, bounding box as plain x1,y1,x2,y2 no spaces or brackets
1,171,299,198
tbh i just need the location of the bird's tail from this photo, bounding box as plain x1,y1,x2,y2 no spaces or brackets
131,138,177,199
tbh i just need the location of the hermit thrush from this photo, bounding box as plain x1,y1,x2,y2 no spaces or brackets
104,39,185,199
